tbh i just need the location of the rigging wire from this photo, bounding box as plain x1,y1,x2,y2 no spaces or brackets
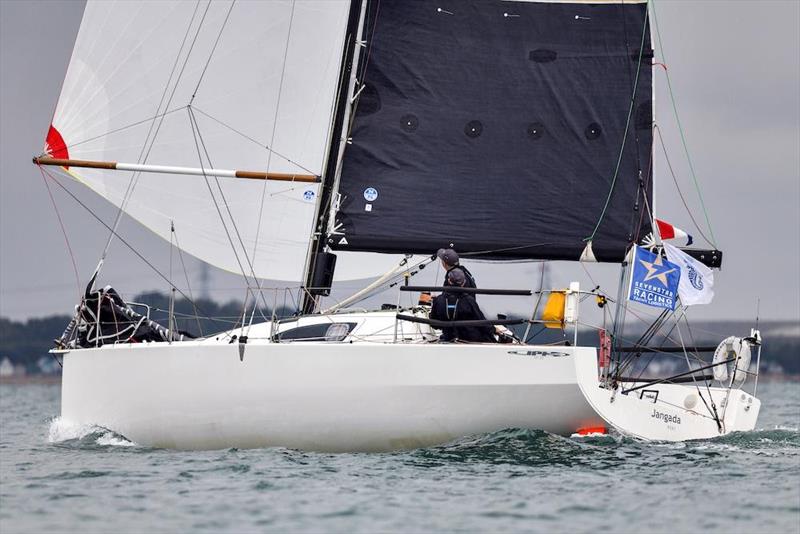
650,0,718,247
37,167,81,298
358,0,380,82
584,1,650,243
674,311,722,428
305,2,379,312
172,225,204,336
40,106,188,155
244,0,300,325
186,106,273,325
338,0,380,147
95,0,208,276
186,108,257,311
191,106,317,176
190,0,236,104
38,165,219,328
251,0,297,269
325,255,435,312
169,221,176,336
458,242,556,258
615,308,671,379
619,0,647,223
654,124,715,246
627,124,655,246
605,291,736,340
637,160,656,240
629,316,684,381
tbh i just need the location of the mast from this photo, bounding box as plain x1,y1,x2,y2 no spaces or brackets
649,0,660,246
300,0,366,314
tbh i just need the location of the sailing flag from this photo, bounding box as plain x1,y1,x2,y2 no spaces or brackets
628,245,680,311
656,219,693,246
663,242,715,306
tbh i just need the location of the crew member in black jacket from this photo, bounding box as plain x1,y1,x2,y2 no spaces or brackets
437,248,476,290
430,269,496,343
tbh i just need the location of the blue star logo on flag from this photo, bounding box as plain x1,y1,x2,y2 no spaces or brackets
628,246,681,310
638,254,677,287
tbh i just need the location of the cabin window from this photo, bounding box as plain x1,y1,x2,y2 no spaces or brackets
276,322,358,342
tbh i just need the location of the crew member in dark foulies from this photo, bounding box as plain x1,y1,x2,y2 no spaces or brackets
430,269,495,343
436,248,476,289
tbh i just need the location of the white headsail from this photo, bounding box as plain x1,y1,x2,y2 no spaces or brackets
44,0,351,281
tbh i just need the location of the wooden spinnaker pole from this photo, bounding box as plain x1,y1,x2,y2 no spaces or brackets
33,156,319,183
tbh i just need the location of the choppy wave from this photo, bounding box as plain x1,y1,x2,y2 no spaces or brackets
42,416,800,459
411,428,618,469
408,423,800,471
48,416,137,448
5,381,798,534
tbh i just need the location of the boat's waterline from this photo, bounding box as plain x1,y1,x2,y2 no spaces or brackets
60,342,604,452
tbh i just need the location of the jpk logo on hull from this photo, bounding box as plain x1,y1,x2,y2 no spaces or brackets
628,246,680,311
507,350,569,358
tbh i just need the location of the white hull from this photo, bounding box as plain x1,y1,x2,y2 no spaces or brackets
575,347,761,441
60,342,604,452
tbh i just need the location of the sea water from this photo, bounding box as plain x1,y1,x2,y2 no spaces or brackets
1,382,798,533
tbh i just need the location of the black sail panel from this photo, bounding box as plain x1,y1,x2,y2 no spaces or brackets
332,0,653,262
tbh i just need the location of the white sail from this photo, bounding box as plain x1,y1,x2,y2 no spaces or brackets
45,0,351,281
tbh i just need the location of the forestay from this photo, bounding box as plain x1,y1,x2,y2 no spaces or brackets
332,0,653,263
43,0,351,281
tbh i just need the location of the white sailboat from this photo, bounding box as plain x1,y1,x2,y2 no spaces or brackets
36,0,762,451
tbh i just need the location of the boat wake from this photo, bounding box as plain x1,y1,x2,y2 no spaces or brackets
42,417,798,455
411,428,614,467
47,417,137,449
411,424,800,468
707,425,800,451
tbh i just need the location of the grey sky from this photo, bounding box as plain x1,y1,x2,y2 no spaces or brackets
1,0,798,323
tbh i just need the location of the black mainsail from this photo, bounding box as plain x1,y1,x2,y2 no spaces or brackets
330,0,653,263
